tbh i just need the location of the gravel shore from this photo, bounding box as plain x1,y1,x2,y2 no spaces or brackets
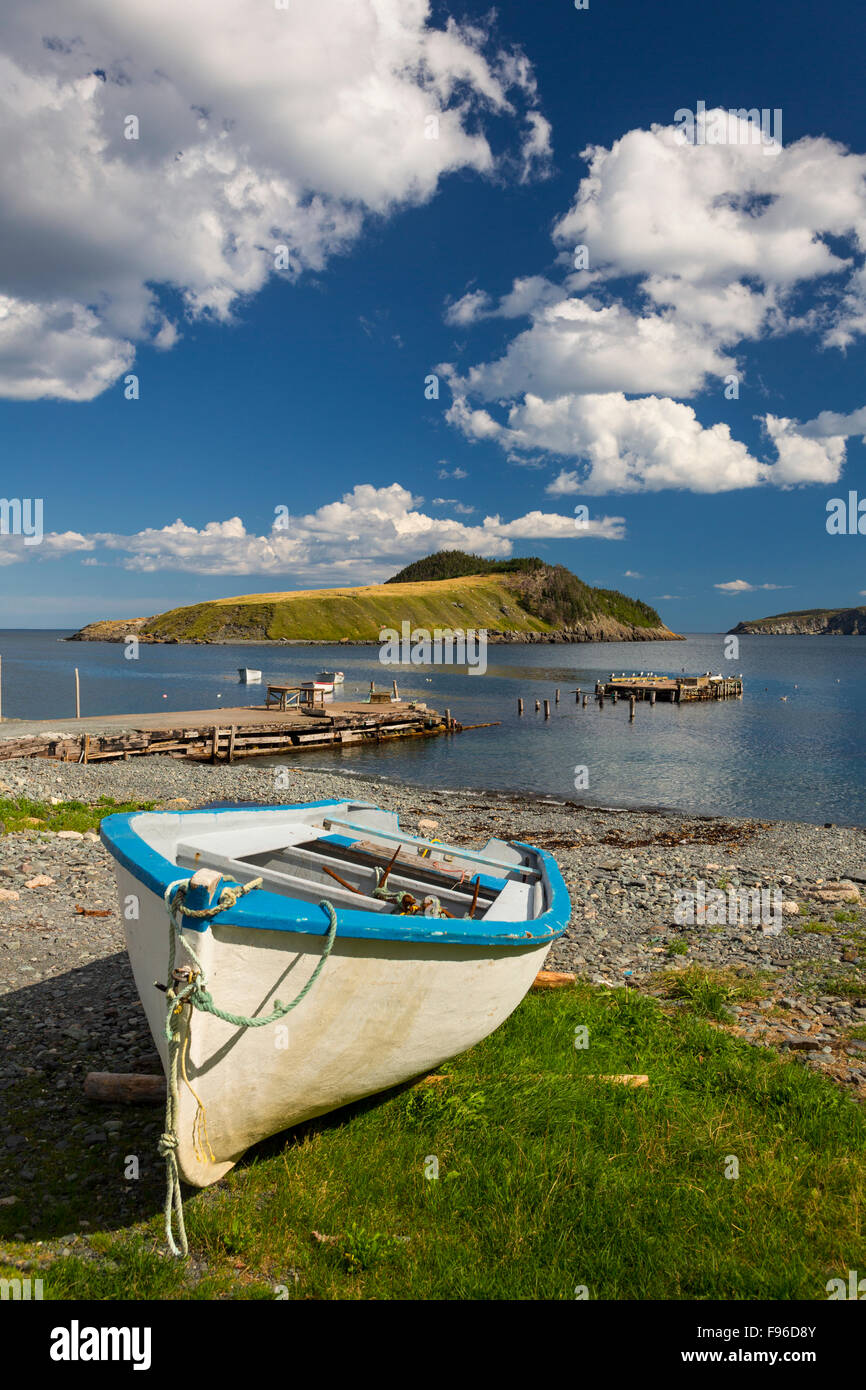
1,755,865,1143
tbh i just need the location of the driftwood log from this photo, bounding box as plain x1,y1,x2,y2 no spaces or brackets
84,1072,164,1105
532,970,576,989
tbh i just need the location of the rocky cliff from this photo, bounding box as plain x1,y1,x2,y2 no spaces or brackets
729,606,866,635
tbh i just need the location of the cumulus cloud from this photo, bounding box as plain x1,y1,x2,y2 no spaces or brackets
0,483,624,578
0,1,549,399
442,112,866,493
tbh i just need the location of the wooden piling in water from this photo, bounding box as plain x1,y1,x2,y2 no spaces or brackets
629,696,636,722
582,695,588,708
535,699,541,711
518,698,524,715
544,699,551,719
74,668,80,719
555,688,560,704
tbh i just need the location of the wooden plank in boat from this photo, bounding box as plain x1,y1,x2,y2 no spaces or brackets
296,837,497,898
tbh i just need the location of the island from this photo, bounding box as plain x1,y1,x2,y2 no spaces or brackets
67,551,684,645
729,606,866,635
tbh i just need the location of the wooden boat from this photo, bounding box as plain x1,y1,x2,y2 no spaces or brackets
301,677,335,699
237,668,262,683
316,669,344,684
100,800,570,1187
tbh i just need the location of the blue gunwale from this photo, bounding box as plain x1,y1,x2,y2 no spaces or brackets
99,800,570,947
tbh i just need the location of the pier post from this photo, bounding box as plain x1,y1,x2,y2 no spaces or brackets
650,689,656,706
445,707,452,731
535,699,541,711
582,695,588,708
518,698,524,715
392,679,399,701
74,668,80,719
629,696,636,722
544,699,551,719
575,688,581,703
555,688,560,704
612,690,618,704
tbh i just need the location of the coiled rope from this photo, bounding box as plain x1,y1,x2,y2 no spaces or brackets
159,876,338,1256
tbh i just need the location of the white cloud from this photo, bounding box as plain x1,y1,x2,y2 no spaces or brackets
762,415,847,484
0,1,548,399
624,570,643,578
450,297,735,401
714,579,789,593
443,112,866,493
0,483,624,578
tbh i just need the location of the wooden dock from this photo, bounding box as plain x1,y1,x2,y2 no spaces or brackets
0,699,458,764
597,672,743,703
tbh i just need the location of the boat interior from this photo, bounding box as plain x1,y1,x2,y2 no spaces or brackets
162,805,545,923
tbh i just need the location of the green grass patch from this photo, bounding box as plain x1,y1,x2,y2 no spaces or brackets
0,795,154,834
656,965,775,1020
666,939,689,957
3,985,864,1299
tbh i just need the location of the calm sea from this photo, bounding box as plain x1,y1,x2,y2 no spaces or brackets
1,630,864,827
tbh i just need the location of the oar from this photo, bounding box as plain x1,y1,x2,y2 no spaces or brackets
322,865,364,896
379,843,402,889
467,876,481,919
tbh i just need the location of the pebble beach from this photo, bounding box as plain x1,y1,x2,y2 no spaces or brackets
1,756,865,1112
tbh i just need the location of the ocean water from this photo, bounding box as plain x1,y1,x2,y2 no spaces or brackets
1,630,865,826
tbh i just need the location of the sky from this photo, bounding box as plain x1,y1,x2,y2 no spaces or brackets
1,0,865,631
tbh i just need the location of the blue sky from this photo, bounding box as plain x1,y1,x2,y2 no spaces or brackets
1,0,865,630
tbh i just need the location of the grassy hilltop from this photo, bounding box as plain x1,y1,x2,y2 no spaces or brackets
68,552,682,644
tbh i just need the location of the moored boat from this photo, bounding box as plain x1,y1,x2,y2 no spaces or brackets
316,669,344,684
99,800,570,1190
237,668,262,683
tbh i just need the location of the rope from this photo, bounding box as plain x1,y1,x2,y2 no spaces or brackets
159,876,338,1257
370,866,447,918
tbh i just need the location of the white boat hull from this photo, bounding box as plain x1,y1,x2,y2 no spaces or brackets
115,862,550,1186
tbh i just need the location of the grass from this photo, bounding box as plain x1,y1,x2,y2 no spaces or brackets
656,965,776,1020
0,795,154,834
139,569,670,643
666,939,689,957
143,575,556,643
2,984,864,1300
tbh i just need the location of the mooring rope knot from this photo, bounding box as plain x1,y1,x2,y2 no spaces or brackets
158,876,338,1258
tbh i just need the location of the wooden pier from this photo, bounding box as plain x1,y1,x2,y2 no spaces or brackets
597,672,743,703
0,699,457,765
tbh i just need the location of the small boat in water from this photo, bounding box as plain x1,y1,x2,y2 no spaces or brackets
100,800,570,1188
237,668,262,683
316,670,344,685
